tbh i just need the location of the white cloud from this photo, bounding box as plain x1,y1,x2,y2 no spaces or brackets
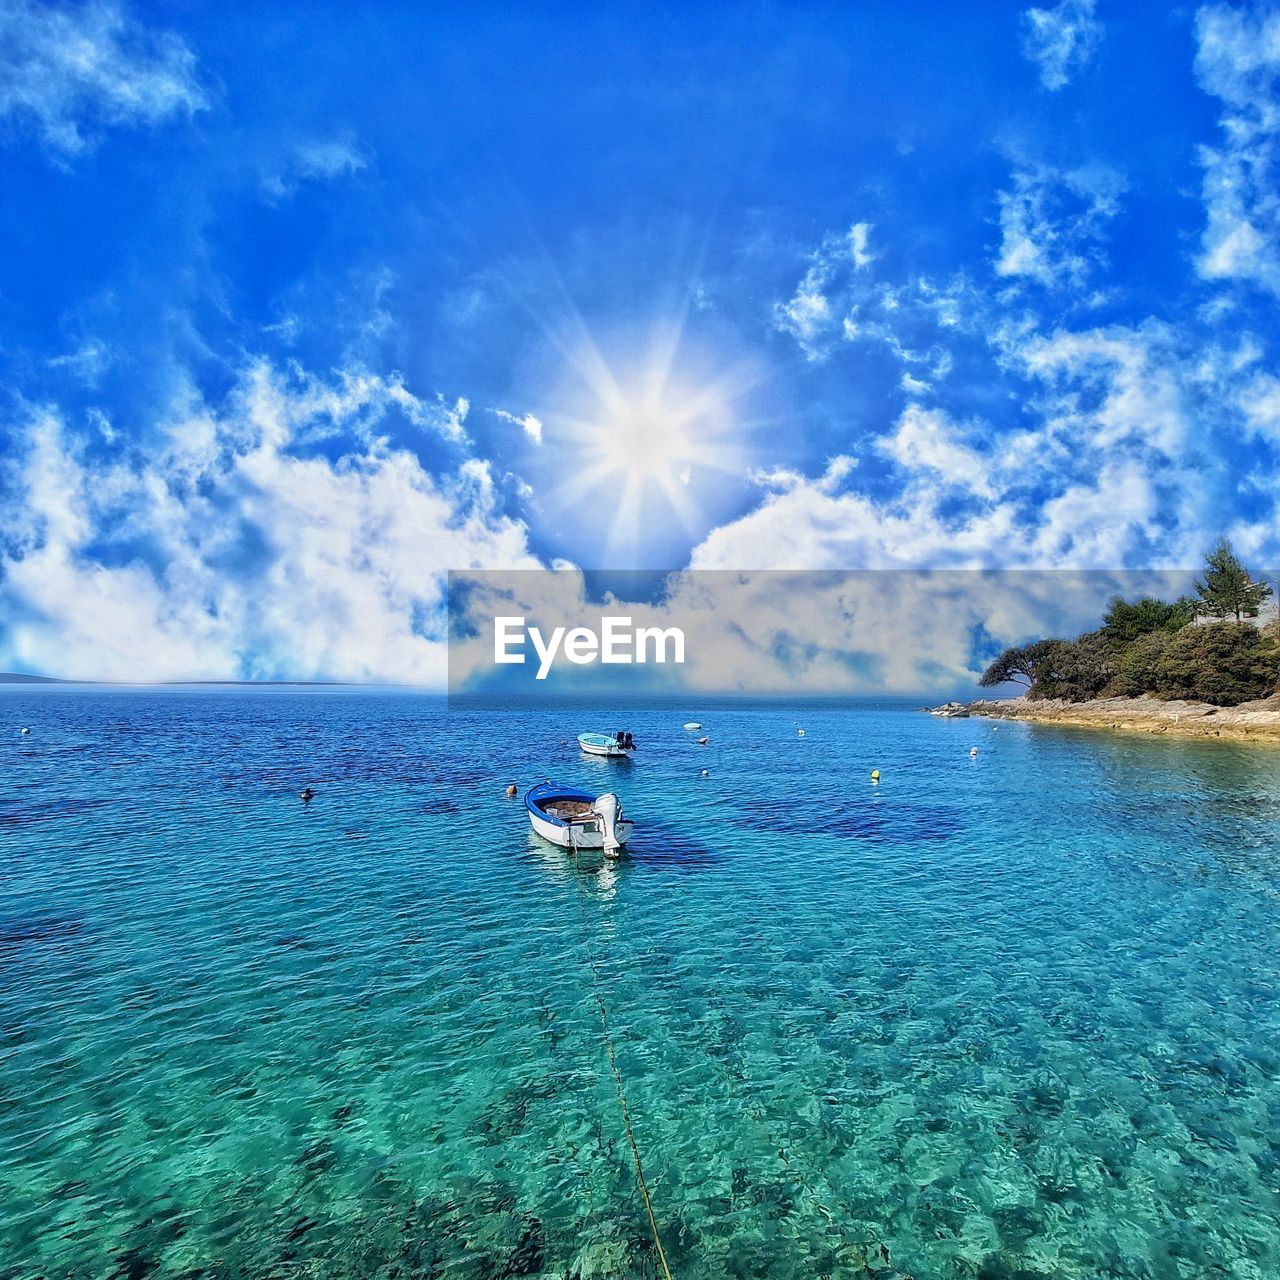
0,0,206,155
689,444,1203,574
849,221,874,268
773,261,835,358
262,130,369,200
492,407,544,445
1236,370,1280,439
295,133,366,180
234,358,471,449
0,359,541,682
694,315,1265,573
48,338,114,384
774,221,972,377
691,456,1008,571
995,163,1124,290
877,405,995,499
772,221,875,360
1021,0,1102,92
1194,4,1280,296
1015,321,1188,455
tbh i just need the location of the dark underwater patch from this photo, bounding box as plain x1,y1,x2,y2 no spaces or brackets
737,796,962,844
623,821,721,868
0,914,84,950
0,796,111,826
419,796,462,815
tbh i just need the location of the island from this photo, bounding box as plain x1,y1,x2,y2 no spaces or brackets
954,539,1280,743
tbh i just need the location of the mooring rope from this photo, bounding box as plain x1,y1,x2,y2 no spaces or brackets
568,841,675,1280
561,838,892,1277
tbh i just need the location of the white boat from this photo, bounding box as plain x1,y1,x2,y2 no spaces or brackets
525,782,633,856
683,722,701,730
578,730,634,757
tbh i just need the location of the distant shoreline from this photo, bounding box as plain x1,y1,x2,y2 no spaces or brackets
0,673,367,687
949,695,1280,744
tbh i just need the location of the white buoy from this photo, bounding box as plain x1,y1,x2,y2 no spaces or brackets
700,768,709,777
970,746,979,757
20,727,30,735
797,728,806,737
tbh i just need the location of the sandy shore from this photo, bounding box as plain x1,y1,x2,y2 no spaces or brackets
956,694,1280,744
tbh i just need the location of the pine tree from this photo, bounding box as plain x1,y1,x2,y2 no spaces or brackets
1195,538,1272,621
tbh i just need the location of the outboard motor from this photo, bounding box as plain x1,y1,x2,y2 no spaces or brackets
591,792,624,856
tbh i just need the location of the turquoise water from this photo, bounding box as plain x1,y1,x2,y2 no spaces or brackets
3,691,1280,1279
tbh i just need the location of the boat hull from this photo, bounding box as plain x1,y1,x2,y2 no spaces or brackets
525,781,634,855
577,732,631,757
528,807,634,850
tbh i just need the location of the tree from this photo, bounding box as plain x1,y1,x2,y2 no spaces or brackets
1101,595,1196,646
979,638,1064,692
1153,622,1280,706
1195,538,1272,621
1116,630,1173,697
1031,630,1117,702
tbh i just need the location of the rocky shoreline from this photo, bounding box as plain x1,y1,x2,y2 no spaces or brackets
930,695,1280,743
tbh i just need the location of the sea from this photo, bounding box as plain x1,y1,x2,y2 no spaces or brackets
3,688,1279,1279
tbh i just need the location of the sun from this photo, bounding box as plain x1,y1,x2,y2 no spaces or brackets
592,390,695,483
562,376,739,550
543,334,753,560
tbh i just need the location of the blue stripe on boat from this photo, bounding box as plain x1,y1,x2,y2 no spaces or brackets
525,782,595,826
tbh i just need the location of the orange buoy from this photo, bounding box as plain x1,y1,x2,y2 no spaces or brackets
505,783,518,797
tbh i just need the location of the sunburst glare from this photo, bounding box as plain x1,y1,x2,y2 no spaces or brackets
540,326,759,562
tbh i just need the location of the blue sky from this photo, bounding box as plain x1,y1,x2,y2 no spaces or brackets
1,0,1279,681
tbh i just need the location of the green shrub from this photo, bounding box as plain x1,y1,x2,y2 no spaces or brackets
1116,630,1173,697
1153,622,1280,706
1101,595,1195,646
1030,631,1118,702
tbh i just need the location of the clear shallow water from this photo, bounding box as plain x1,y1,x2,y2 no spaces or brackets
3,690,1280,1280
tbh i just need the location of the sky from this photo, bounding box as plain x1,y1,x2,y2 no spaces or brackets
1,0,1280,683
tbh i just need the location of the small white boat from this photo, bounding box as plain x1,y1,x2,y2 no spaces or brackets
578,731,635,757
683,722,701,730
525,782,633,856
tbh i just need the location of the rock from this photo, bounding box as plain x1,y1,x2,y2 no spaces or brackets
955,694,1280,743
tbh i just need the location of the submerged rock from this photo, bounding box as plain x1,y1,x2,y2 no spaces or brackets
0,914,83,948
497,1216,545,1277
